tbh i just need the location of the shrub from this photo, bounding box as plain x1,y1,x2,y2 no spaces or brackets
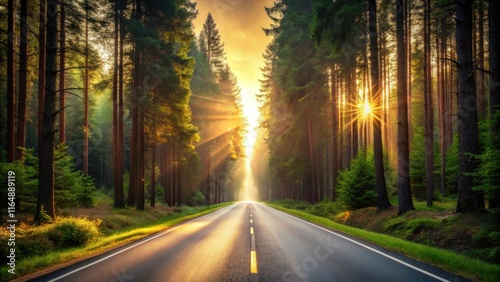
337,150,376,209
306,197,340,217
47,217,101,248
187,190,205,206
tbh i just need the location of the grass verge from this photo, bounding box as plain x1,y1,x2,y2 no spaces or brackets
3,203,231,281
266,203,500,282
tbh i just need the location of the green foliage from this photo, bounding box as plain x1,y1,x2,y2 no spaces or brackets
384,217,440,240
37,205,54,225
0,146,96,211
472,228,500,264
54,145,96,208
476,113,500,219
445,135,459,195
337,150,377,209
47,217,101,248
272,199,311,210
187,190,205,206
0,148,38,212
305,197,341,217
0,217,100,262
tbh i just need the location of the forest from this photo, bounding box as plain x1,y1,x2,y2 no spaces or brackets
1,0,500,232
0,0,246,220
253,0,500,219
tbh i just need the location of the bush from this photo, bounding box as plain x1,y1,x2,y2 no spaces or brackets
337,150,376,209
187,190,205,206
306,197,340,217
47,217,101,248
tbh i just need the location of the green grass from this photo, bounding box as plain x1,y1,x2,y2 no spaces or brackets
388,195,457,211
266,203,500,282
1,203,231,281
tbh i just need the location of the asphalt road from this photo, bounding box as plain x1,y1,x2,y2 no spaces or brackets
32,202,468,282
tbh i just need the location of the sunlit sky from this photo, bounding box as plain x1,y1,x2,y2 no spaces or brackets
192,0,275,155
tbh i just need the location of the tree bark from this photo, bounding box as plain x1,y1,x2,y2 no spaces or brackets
369,0,391,212
137,107,145,210
117,0,126,207
351,65,359,159
424,0,434,207
128,0,142,207
7,0,15,163
83,0,89,175
113,0,125,208
37,0,46,160
16,0,28,160
150,143,156,207
489,0,500,209
477,0,486,119
331,66,339,200
307,114,316,203
438,22,446,196
36,0,58,220
397,0,414,214
456,0,483,212
59,1,66,144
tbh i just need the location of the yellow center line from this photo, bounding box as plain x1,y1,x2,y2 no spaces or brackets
250,219,253,224
250,251,258,273
250,227,254,235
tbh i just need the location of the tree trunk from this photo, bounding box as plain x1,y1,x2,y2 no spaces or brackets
424,0,434,207
37,0,46,161
128,0,141,207
331,66,339,199
150,143,156,208
396,0,414,214
439,18,446,196
137,108,145,210
351,65,359,159
369,0,391,212
456,0,483,212
406,0,413,143
16,0,28,160
307,114,316,203
7,0,15,163
83,0,89,175
112,0,121,208
477,0,487,119
489,0,500,209
59,1,66,144
36,0,58,221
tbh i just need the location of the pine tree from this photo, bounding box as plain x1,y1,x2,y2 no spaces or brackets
6,0,15,163
368,0,391,212
199,13,226,79
396,0,414,214
37,0,58,220
456,0,483,212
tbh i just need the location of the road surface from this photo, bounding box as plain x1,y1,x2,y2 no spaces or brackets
32,202,467,282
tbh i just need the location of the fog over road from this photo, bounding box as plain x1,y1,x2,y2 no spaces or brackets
32,202,467,282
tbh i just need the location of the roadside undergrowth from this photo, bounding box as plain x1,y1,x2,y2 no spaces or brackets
267,199,500,282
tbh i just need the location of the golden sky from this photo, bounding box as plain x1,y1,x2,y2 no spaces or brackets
192,0,275,152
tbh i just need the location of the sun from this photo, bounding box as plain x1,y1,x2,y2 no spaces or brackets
360,100,372,119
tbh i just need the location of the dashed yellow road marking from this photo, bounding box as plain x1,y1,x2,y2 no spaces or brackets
250,219,253,224
250,251,258,273
250,227,254,235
